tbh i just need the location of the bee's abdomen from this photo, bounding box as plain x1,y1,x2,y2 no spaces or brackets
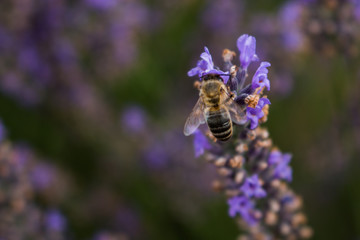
206,108,232,141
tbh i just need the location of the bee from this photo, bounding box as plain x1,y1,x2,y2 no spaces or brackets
184,74,247,141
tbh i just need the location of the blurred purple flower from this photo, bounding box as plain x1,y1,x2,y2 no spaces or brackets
246,107,264,130
237,34,259,70
273,154,293,182
202,0,243,35
0,119,7,142
0,73,41,106
252,62,271,91
268,150,292,166
31,163,54,190
240,174,266,198
228,196,252,217
85,0,118,10
121,105,147,133
45,209,67,232
279,2,305,51
144,143,168,169
353,0,360,21
228,196,258,225
271,73,294,96
268,150,282,165
13,145,32,171
193,130,211,157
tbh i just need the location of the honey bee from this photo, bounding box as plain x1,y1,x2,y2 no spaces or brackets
184,74,247,141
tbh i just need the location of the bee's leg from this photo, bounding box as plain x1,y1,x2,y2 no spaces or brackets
205,130,217,143
228,91,235,100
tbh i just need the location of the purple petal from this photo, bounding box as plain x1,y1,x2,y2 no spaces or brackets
240,174,267,198
252,62,271,91
193,130,211,157
200,47,214,69
45,210,66,232
237,34,259,69
258,97,271,107
187,67,200,77
268,150,282,165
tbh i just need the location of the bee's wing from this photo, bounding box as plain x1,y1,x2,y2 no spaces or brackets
225,98,247,125
184,98,206,136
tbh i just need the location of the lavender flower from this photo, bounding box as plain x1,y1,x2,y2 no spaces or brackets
252,62,271,91
184,35,312,239
227,196,258,226
188,47,214,77
45,210,67,232
0,123,68,240
246,98,271,130
301,0,360,57
144,143,168,169
0,119,6,142
354,0,360,20
279,1,305,52
85,0,117,10
202,0,244,35
121,105,147,133
268,150,292,165
31,163,55,190
273,153,293,182
193,129,212,158
0,0,153,118
240,174,267,198
188,47,229,82
237,34,259,70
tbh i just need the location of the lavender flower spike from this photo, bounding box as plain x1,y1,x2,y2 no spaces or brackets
184,35,312,239
237,34,259,70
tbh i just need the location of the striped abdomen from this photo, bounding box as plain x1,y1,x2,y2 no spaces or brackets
206,107,232,141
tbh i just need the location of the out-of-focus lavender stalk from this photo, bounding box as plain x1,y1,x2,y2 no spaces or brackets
301,0,360,57
185,34,312,239
0,121,68,240
0,0,151,108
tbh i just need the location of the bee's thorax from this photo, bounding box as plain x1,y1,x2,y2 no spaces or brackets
201,79,224,108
